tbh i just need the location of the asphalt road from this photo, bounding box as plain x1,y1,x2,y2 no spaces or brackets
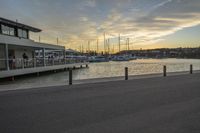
0,73,200,133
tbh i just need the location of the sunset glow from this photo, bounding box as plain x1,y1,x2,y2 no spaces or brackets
1,0,200,52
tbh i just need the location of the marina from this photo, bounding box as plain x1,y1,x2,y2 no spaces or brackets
0,58,200,91
1,0,200,132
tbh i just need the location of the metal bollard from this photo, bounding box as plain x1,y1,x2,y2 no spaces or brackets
125,67,128,80
190,64,193,74
163,65,167,77
69,69,73,85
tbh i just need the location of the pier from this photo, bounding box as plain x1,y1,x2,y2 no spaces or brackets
0,73,200,133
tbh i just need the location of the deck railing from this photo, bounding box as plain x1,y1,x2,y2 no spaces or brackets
0,58,88,71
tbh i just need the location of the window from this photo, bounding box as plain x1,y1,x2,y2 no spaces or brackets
18,29,23,37
0,24,28,38
18,29,28,38
1,24,15,36
22,30,27,38
1,25,9,35
9,27,15,36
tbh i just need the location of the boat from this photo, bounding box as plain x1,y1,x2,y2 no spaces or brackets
88,56,109,63
129,56,137,60
112,55,131,61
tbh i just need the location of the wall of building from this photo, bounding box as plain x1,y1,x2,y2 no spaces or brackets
0,44,6,70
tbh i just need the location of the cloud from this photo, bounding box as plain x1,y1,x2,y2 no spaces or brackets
4,0,200,50
83,0,96,7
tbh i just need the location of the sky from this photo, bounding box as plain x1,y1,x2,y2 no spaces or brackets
1,0,200,52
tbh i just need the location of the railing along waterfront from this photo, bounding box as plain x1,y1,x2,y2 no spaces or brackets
67,62,200,85
0,58,88,71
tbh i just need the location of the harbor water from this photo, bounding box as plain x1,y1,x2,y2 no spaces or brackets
0,58,200,90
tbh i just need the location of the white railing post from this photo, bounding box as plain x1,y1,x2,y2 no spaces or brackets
42,48,46,67
22,59,24,69
5,44,9,70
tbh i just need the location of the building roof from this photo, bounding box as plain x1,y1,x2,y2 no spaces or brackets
0,17,42,32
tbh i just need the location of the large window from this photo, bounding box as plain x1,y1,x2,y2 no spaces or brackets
18,29,23,37
1,24,15,36
18,29,28,38
9,27,15,36
22,30,28,38
1,24,29,39
1,24,10,35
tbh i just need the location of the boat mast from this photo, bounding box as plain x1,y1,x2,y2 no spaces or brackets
128,38,130,51
108,39,110,55
118,34,121,53
104,32,106,55
88,41,90,55
97,39,99,55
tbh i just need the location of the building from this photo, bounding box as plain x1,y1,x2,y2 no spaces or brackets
0,17,88,78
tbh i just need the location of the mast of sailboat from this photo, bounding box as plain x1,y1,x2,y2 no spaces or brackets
57,37,59,45
88,41,90,55
127,38,130,51
107,39,110,55
97,39,99,55
118,34,121,53
82,44,84,53
104,32,106,55
112,43,114,54
79,44,81,53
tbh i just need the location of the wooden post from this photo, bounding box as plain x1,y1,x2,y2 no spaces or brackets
125,67,128,80
163,65,167,77
190,64,193,74
69,69,73,85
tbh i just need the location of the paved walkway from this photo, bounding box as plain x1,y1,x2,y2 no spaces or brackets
0,73,200,133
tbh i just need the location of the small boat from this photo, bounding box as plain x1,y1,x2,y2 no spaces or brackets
129,56,137,60
88,56,109,63
112,56,130,61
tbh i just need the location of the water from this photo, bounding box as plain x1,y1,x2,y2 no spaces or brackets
0,58,200,90
73,58,200,79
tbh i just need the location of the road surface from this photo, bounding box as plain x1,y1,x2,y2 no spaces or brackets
0,73,200,133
